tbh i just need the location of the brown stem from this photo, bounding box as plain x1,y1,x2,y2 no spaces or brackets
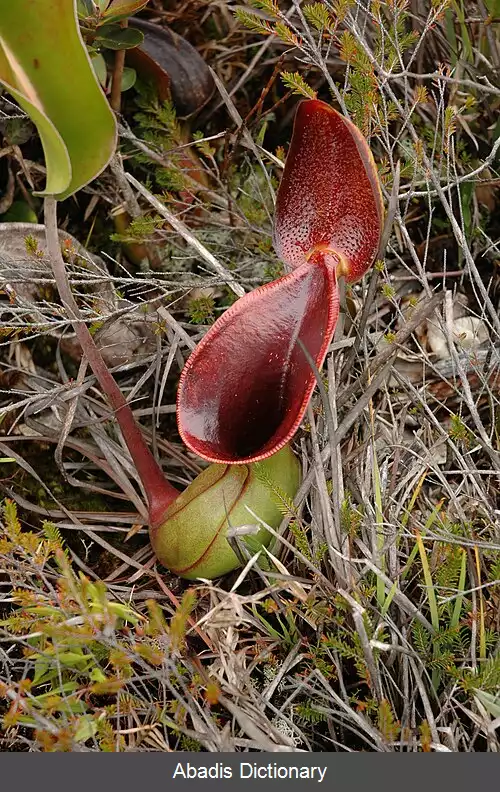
43,196,178,527
109,22,127,114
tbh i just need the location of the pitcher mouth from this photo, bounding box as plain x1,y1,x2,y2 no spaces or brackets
177,257,339,465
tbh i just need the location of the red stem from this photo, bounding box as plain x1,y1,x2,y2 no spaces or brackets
44,197,178,527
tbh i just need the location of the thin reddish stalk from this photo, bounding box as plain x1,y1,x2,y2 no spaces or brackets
109,21,127,114
44,197,178,527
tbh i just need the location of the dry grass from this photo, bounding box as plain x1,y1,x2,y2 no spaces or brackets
1,0,500,751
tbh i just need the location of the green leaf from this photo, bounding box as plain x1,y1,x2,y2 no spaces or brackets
459,180,474,240
474,689,500,719
91,52,108,87
74,715,99,743
90,667,107,683
450,549,467,630
77,0,96,18
0,0,116,199
415,530,440,632
121,66,136,91
303,3,333,31
96,24,144,50
233,8,273,35
484,0,500,14
280,71,317,99
102,0,151,23
33,658,59,686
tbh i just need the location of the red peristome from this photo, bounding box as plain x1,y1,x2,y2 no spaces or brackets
273,99,383,282
177,256,339,464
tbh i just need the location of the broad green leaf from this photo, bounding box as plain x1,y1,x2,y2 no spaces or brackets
0,0,116,200
0,44,70,196
96,24,144,49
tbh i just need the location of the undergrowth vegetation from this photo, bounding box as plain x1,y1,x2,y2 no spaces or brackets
1,0,500,751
